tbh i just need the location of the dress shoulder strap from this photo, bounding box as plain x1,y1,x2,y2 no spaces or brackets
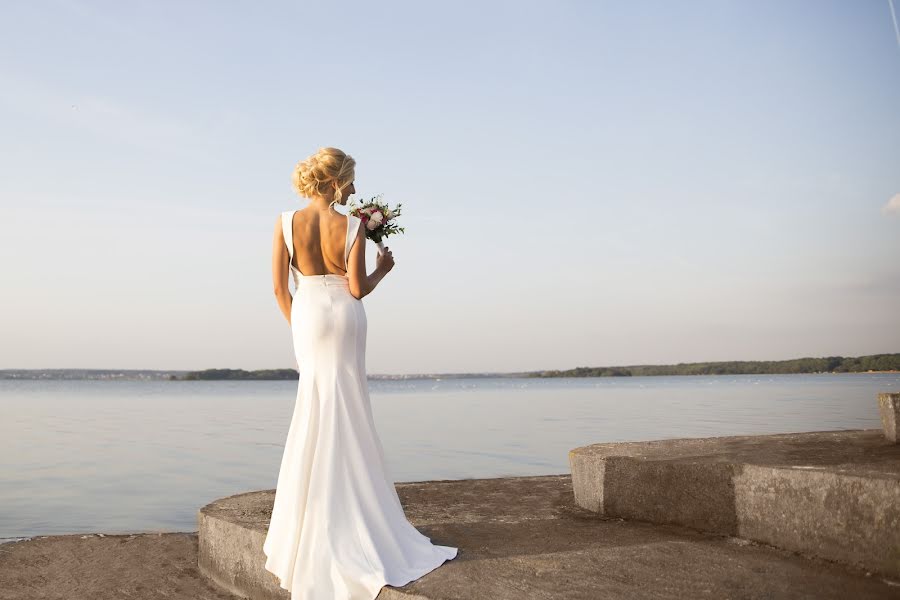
281,210,295,262
344,214,359,269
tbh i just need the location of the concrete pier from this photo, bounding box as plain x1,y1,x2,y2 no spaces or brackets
197,467,900,599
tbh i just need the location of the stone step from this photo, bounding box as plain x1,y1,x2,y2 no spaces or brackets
568,429,900,578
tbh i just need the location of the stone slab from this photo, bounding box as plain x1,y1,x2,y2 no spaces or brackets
569,429,900,578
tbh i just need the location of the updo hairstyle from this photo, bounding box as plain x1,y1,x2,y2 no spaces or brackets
291,147,356,204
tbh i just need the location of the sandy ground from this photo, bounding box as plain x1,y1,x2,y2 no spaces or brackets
0,531,236,600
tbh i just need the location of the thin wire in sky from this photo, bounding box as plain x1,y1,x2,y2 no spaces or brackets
889,0,900,49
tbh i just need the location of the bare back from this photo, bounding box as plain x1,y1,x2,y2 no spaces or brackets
290,208,351,276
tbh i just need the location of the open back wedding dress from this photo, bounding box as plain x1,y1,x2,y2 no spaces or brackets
263,209,457,599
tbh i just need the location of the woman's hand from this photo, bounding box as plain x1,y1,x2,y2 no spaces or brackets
376,246,395,273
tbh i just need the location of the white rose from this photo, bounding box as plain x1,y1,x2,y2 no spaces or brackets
370,211,384,224
366,218,379,230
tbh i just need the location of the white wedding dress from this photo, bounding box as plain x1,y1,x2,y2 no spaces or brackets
263,209,457,599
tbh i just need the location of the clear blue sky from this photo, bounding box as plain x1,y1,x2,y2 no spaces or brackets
2,1,898,374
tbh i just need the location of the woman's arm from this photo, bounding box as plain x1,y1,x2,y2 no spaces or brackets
272,215,293,324
347,220,393,300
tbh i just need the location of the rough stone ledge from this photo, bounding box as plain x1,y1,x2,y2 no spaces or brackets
568,429,900,579
192,471,900,599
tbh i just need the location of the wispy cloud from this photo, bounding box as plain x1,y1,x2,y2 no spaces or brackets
890,0,900,50
883,193,900,216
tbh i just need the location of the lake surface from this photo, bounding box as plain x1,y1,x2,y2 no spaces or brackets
1,373,897,540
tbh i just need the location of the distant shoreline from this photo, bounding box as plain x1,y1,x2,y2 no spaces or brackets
2,353,898,380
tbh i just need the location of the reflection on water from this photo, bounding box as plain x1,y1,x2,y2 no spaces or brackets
1,373,897,539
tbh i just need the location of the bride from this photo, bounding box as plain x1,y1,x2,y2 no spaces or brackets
264,147,458,599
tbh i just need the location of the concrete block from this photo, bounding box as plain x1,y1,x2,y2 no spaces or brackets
568,447,606,513
198,489,287,600
879,392,900,443
604,457,741,535
568,430,900,578
734,465,900,576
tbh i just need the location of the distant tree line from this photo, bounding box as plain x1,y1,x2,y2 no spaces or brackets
530,353,900,378
174,368,298,380
174,353,899,380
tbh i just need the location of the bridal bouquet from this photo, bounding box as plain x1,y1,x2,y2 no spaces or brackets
347,194,404,255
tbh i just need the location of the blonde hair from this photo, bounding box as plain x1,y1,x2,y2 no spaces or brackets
291,147,356,204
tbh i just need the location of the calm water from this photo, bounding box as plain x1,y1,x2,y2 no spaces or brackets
1,373,897,540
